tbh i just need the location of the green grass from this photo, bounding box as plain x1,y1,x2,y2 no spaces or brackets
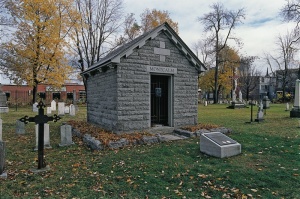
0,104,299,198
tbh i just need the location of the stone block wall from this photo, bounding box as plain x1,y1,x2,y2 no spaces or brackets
86,67,118,130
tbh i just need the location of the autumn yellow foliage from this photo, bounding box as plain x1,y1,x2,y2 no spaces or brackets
1,0,76,102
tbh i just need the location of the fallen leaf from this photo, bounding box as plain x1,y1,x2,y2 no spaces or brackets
251,189,258,192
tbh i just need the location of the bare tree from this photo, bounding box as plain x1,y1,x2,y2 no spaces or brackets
192,38,214,68
265,30,299,102
198,3,245,103
239,56,259,101
71,0,124,91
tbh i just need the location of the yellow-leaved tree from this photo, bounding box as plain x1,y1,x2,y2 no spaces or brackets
199,45,240,100
0,0,76,103
140,9,179,34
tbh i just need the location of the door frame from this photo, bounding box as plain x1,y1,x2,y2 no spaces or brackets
149,74,174,127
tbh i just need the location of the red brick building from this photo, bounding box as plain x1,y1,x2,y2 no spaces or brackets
2,83,86,105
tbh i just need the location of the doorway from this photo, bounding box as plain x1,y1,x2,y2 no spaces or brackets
151,75,169,126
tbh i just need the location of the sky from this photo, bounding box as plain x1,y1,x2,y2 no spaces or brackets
0,0,295,84
123,0,296,74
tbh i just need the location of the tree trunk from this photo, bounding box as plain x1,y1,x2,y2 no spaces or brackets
32,84,37,104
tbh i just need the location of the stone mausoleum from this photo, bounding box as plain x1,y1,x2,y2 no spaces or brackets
82,22,206,133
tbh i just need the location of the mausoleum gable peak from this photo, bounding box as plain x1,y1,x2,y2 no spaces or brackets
81,22,206,76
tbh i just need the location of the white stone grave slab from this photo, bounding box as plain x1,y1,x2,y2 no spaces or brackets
16,120,25,135
32,102,38,112
69,104,75,116
200,132,241,158
64,106,70,114
58,102,65,116
35,124,52,150
59,124,74,147
47,107,52,115
51,100,56,111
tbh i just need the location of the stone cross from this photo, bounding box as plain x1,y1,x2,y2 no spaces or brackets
154,41,170,62
19,101,60,169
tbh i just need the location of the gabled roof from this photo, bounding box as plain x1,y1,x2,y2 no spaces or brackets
82,22,206,76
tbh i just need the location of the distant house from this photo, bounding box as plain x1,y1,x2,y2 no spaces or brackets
82,22,206,133
2,83,85,105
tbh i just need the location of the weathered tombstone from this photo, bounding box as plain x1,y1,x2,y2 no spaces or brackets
19,101,61,171
0,119,2,141
32,102,38,112
291,79,300,117
0,141,7,178
35,124,51,150
64,106,70,114
51,100,56,111
200,132,241,158
59,123,74,147
58,102,65,116
239,90,243,102
255,101,264,122
73,90,77,105
0,84,8,113
286,103,290,111
46,107,52,115
69,104,76,116
16,119,25,135
204,101,208,106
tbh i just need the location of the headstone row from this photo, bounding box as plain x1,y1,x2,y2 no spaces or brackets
33,100,76,116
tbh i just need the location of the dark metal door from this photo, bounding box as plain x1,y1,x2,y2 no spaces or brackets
151,75,169,126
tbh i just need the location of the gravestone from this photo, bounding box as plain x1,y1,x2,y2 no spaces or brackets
35,124,51,150
291,79,300,117
16,119,25,135
58,102,65,116
51,100,56,111
0,141,7,178
0,84,8,113
69,104,76,116
19,101,61,171
285,103,289,111
255,101,264,122
0,119,2,141
64,106,70,114
73,90,77,105
46,107,52,115
200,132,241,158
59,123,74,147
33,102,38,112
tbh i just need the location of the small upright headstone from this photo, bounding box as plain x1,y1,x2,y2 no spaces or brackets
59,123,74,147
51,100,56,111
286,103,290,111
58,102,65,116
0,119,2,141
255,101,264,122
73,90,77,105
35,124,51,150
204,101,208,106
0,141,7,178
16,120,25,135
69,104,76,116
33,102,38,112
46,107,52,115
64,106,70,114
0,84,9,113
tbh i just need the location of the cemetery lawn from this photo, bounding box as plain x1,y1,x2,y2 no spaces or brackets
0,104,299,198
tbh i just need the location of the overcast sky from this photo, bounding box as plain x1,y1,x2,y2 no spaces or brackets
123,0,296,74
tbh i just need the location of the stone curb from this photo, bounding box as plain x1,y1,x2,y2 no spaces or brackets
71,126,232,151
